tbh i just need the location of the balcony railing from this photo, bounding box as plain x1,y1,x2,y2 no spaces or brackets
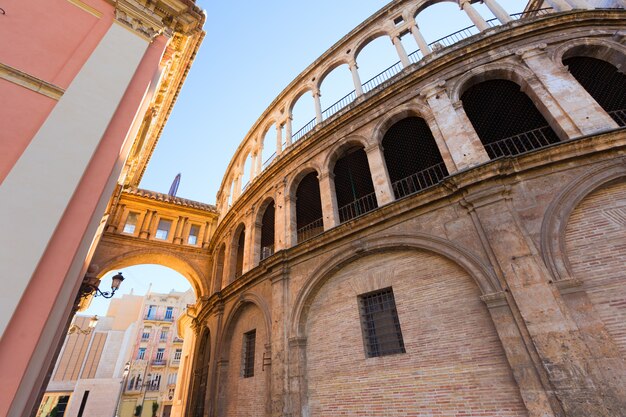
144,314,174,322
290,8,554,145
483,126,558,159
173,337,184,343
297,218,324,243
260,244,275,260
338,192,378,223
608,109,626,126
391,162,448,200
152,359,167,366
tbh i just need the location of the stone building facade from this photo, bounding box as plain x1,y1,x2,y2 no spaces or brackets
178,1,626,417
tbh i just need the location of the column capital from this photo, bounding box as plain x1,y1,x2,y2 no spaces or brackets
419,80,448,99
515,43,548,60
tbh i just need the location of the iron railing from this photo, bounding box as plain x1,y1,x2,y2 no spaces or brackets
483,126,556,158
608,109,626,126
288,8,556,145
260,244,275,260
391,162,448,199
152,360,166,366
297,218,324,243
338,192,378,223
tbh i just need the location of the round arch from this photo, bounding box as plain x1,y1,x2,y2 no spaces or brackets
353,30,394,60
411,0,461,19
286,164,322,198
552,38,626,72
290,233,501,338
96,248,208,297
315,58,352,92
323,135,371,174
371,101,436,145
540,159,626,282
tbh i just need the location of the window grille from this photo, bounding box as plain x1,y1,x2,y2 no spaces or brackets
461,79,559,159
382,117,449,199
138,348,146,360
564,56,626,127
234,228,245,278
358,288,405,358
260,202,275,260
296,172,324,242
334,147,378,223
242,330,256,378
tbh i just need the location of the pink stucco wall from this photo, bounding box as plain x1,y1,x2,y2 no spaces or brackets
0,0,169,413
0,0,113,182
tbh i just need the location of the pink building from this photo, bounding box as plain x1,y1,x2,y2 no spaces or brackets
0,1,204,416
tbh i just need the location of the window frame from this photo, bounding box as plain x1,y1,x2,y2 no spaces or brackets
358,287,406,358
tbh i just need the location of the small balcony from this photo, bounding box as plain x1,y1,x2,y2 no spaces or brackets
152,359,167,366
144,314,175,322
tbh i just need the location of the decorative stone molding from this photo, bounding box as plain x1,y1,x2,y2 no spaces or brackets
480,291,508,308
0,62,64,100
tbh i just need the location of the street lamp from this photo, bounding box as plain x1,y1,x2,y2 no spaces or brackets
67,315,99,335
78,272,125,299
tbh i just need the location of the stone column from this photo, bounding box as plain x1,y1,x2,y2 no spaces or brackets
110,203,126,232
462,186,621,417
318,171,340,230
276,122,283,156
269,269,289,417
364,143,395,206
482,293,561,417
274,181,289,251
256,143,264,176
202,221,212,249
139,209,154,239
284,194,297,249
482,0,512,24
460,0,490,31
233,172,242,199
410,23,431,57
287,337,308,417
391,35,411,68
518,45,618,136
285,117,293,147
348,60,364,97
313,88,323,123
242,216,254,273
208,303,225,417
543,0,573,11
173,216,185,244
421,82,489,170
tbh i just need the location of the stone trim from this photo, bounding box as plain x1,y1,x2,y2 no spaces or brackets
0,62,64,100
66,0,102,17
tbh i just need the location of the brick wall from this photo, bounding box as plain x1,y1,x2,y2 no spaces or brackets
565,179,626,356
222,304,268,416
305,250,527,417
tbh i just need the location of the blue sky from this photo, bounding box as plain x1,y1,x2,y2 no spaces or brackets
85,0,524,316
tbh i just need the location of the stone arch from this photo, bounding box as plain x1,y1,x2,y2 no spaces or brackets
372,101,436,145
315,58,352,92
540,158,626,282
287,85,315,115
216,291,273,416
212,242,226,293
286,164,322,198
228,222,247,282
353,29,395,61
290,232,501,338
552,38,626,73
411,0,461,19
254,196,276,263
323,135,371,173
95,248,207,297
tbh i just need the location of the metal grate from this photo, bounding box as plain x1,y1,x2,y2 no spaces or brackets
359,288,405,358
382,117,449,199
234,228,245,278
564,56,626,127
334,147,378,223
242,330,256,378
260,202,275,260
296,172,324,242
461,79,559,159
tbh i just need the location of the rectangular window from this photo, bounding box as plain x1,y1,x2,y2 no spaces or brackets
174,348,182,361
141,327,151,340
123,212,139,234
242,330,256,378
156,348,165,361
160,328,168,341
155,219,172,240
164,306,174,320
167,372,177,385
358,287,405,358
138,348,146,360
188,225,200,245
146,305,156,319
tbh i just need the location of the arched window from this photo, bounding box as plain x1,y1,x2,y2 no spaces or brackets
382,117,449,199
189,330,210,417
461,79,559,159
234,226,245,279
214,243,225,292
296,172,324,242
260,201,275,260
563,56,626,126
333,146,377,223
